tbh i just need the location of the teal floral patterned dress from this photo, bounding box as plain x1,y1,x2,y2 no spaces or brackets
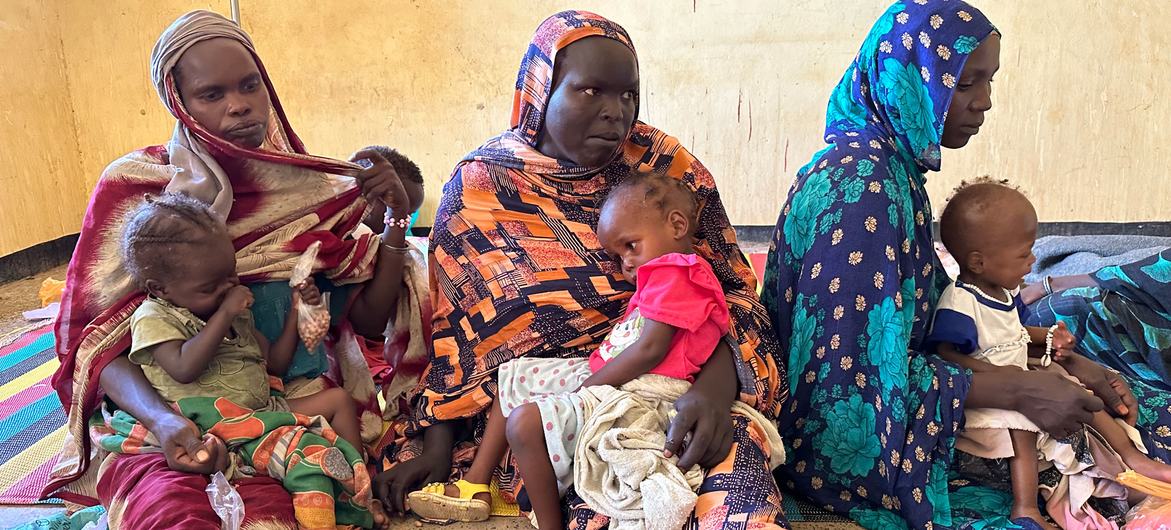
761,2,1019,528
1027,251,1171,455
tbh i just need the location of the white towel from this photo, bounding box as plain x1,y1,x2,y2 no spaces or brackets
573,374,785,530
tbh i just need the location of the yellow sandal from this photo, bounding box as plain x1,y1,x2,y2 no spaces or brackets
407,479,491,523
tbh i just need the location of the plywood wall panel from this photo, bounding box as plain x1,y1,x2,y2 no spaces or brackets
4,1,1169,257
0,2,87,255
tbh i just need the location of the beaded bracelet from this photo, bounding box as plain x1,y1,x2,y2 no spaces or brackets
384,211,411,230
1041,323,1059,367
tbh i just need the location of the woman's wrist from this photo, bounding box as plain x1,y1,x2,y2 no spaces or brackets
695,374,735,404
144,407,187,433
380,215,409,250
384,210,411,231
967,370,1024,411
420,422,456,467
1047,274,1097,295
690,340,737,404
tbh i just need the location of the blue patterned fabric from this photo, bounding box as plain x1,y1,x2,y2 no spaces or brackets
1027,249,1171,459
761,2,1032,528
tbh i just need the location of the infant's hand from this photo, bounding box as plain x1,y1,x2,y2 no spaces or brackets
1050,322,1076,352
293,281,322,306
221,285,254,317
202,433,231,473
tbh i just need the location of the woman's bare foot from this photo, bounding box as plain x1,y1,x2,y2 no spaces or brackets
1010,505,1057,529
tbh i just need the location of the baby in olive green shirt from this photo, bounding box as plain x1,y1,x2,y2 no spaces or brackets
121,193,362,454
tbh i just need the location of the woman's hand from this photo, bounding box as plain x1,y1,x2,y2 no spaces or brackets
1009,370,1106,438
665,387,734,470
1059,353,1139,425
99,356,229,472
374,451,449,515
664,341,736,470
351,149,409,215
1021,274,1098,305
152,413,228,473
372,422,456,514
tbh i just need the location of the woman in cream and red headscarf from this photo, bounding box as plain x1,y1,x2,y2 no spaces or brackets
375,10,790,529
46,10,415,528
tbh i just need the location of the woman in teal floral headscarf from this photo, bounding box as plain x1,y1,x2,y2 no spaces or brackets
764,1,1153,528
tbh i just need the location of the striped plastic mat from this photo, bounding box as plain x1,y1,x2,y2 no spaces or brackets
0,323,64,504
782,494,855,524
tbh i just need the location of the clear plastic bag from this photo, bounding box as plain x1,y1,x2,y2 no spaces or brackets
205,471,244,530
1126,496,1171,529
290,241,331,349
1120,470,1171,529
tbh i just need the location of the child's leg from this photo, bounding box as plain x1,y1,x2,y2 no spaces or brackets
506,402,562,530
435,399,508,503
287,387,361,452
403,400,507,522
1090,410,1171,482
1008,429,1051,527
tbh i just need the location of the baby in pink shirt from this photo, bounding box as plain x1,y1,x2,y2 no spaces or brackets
409,172,730,528
588,251,728,380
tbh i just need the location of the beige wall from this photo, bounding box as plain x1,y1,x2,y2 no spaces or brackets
3,1,1169,256
0,2,88,255
57,0,220,196
0,0,218,256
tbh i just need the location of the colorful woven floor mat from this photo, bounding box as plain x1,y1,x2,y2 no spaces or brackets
0,323,64,504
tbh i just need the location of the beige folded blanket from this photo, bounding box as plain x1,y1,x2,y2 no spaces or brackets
572,374,785,530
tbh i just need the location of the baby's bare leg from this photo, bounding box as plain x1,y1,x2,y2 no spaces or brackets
287,387,361,452
1008,429,1053,528
434,399,506,503
507,403,562,530
1090,410,1171,483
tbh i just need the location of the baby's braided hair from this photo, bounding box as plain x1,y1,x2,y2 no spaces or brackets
602,170,699,222
121,192,227,287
